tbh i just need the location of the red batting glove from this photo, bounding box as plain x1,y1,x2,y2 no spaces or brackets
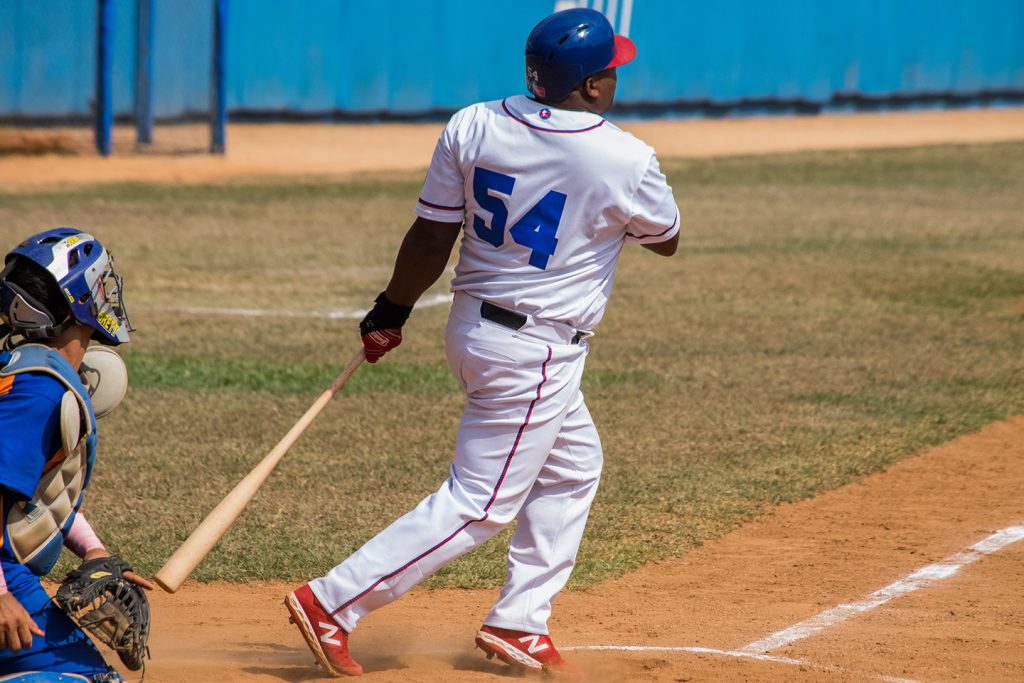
361,328,402,364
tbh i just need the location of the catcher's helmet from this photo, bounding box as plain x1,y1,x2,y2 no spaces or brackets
0,228,133,345
525,8,637,102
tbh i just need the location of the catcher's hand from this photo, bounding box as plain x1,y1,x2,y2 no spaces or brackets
55,554,152,670
0,592,45,653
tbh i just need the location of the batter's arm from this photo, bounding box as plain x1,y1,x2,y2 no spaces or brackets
384,217,463,307
641,231,679,257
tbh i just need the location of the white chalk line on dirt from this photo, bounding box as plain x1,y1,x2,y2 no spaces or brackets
741,524,1024,655
559,645,922,682
554,525,1024,682
562,644,802,665
408,644,920,682
145,292,454,320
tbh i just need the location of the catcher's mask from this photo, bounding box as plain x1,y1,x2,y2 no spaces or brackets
0,228,133,345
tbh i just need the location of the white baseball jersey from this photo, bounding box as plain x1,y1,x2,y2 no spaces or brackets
415,94,680,331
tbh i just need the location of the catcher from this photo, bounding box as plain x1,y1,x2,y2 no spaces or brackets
0,229,152,682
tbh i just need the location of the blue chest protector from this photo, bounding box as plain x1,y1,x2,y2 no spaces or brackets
0,344,97,576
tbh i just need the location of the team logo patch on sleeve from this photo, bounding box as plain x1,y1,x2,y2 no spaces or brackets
539,109,552,120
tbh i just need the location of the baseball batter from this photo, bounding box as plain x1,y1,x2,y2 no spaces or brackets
286,8,679,676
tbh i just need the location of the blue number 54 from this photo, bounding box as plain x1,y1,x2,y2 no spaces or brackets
472,167,567,270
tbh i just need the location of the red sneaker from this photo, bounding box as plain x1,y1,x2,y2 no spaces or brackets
475,625,581,676
284,584,363,677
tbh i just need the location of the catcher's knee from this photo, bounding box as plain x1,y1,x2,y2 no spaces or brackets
0,674,94,683
0,674,124,683
0,670,129,683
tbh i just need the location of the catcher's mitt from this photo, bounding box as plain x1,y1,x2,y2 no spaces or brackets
55,555,151,670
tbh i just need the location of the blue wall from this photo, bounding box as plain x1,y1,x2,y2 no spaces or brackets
2,0,1023,120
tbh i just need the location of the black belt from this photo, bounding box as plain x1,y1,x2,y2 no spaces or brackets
480,301,582,344
480,301,527,330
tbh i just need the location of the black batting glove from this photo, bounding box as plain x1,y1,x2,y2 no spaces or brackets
359,292,413,363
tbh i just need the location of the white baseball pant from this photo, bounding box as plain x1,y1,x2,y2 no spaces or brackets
310,291,603,634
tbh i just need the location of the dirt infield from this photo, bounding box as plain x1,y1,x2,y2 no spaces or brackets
2,108,1023,188
133,417,1024,682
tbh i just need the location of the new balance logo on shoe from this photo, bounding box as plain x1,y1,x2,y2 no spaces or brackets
285,585,364,676
518,634,550,654
319,621,342,646
475,625,581,676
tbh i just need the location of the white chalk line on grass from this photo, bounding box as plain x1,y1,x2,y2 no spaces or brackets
741,524,1024,655
146,292,454,320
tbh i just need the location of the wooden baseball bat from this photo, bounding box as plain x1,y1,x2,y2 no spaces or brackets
154,349,366,593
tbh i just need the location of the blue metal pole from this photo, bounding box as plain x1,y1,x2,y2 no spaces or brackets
210,0,228,154
135,0,154,145
95,0,114,156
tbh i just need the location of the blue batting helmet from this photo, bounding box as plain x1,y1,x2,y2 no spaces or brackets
0,228,133,345
525,8,637,102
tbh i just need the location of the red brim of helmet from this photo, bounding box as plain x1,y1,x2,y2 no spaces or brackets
606,34,637,69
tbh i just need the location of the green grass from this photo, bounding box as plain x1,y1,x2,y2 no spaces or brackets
7,141,1023,588
121,353,662,396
